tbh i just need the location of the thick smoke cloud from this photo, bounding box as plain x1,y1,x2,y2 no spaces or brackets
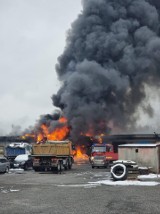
23,110,63,137
52,0,160,140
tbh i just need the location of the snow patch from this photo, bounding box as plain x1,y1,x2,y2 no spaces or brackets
9,168,24,174
89,180,159,186
138,173,160,180
56,183,101,188
0,187,20,194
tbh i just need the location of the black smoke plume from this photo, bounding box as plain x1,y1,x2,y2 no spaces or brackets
23,110,67,139
52,0,160,140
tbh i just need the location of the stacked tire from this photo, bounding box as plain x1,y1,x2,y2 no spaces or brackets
111,163,128,181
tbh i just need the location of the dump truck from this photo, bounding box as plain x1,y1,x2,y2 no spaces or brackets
32,140,74,172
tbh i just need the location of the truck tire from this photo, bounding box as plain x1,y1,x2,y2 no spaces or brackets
56,161,62,174
64,164,68,170
33,167,40,172
68,158,72,169
64,160,69,170
111,163,128,181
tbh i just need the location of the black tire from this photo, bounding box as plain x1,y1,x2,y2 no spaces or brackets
111,163,128,181
72,158,74,164
41,167,45,172
56,161,62,174
33,167,40,172
92,166,94,169
5,166,9,173
68,164,72,169
64,160,69,170
68,159,72,169
64,164,68,170
24,164,28,170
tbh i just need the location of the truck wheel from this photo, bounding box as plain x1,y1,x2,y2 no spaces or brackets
68,163,72,169
71,158,74,164
111,163,128,181
56,161,62,174
34,167,39,172
64,165,68,170
64,160,69,170
68,158,72,169
92,166,94,169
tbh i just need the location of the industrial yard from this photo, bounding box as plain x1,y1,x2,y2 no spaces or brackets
0,162,160,214
0,134,160,213
1,0,160,213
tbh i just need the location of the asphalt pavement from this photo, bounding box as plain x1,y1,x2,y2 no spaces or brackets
0,161,160,214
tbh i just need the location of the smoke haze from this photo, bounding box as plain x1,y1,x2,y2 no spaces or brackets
52,0,160,139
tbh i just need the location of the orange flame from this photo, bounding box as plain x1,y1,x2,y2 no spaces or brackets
74,146,88,160
21,133,35,140
37,117,70,142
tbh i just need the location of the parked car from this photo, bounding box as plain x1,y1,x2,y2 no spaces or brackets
91,155,108,168
0,157,10,173
13,154,33,170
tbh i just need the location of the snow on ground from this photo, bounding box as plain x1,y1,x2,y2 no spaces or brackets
57,180,160,188
138,173,160,181
56,184,101,188
9,168,24,174
89,180,159,186
0,187,20,194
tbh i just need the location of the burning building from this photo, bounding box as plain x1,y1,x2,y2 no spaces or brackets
18,0,160,153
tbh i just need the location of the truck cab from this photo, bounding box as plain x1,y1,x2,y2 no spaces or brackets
5,142,32,167
90,143,118,168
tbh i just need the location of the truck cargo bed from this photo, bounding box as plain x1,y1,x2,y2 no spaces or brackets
32,141,72,156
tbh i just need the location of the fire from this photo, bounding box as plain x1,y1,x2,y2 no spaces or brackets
74,146,88,160
95,134,105,144
37,117,70,142
58,117,67,123
21,133,35,140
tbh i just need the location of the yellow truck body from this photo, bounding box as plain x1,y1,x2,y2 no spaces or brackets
32,141,74,172
32,141,73,156
0,146,4,156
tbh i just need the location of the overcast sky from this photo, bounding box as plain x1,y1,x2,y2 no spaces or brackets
0,0,82,135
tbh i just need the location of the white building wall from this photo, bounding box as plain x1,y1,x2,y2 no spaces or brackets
118,145,160,173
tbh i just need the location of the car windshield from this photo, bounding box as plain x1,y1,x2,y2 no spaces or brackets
92,147,106,152
94,156,105,160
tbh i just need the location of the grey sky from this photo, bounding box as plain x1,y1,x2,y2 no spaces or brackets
0,0,82,135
